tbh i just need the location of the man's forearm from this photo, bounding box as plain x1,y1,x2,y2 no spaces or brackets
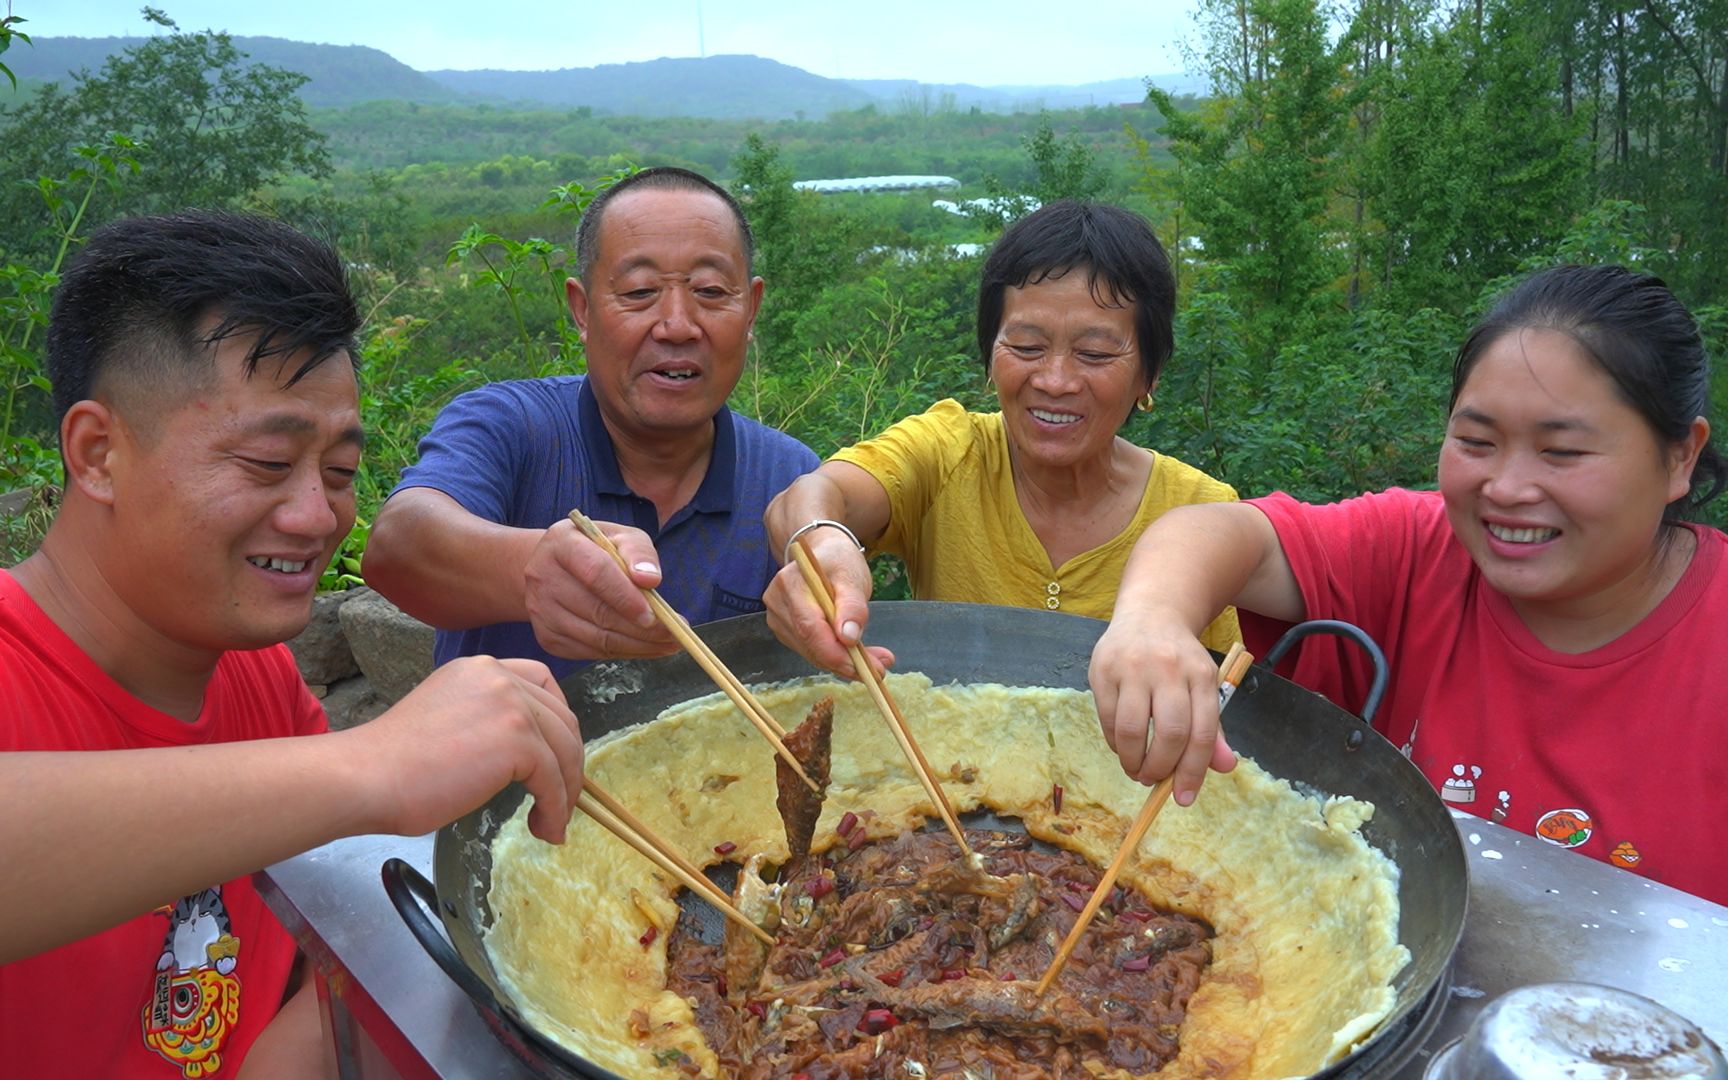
364,491,539,628
0,737,371,964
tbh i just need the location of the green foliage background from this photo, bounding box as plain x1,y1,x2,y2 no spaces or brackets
4,0,1727,578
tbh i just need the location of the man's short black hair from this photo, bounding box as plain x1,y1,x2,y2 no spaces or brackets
574,166,755,282
976,200,1176,391
46,210,360,431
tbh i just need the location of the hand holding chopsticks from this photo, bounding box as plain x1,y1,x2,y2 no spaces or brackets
788,535,972,858
1034,643,1253,996
565,509,821,794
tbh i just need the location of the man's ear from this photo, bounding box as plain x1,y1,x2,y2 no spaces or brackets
746,275,765,329
59,401,119,506
565,276,590,338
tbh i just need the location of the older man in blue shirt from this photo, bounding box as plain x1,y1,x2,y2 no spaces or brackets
364,168,817,680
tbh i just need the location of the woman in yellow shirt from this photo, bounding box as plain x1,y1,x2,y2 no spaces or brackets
763,200,1239,678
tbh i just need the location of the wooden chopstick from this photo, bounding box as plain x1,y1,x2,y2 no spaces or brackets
566,508,788,742
788,535,973,858
565,510,818,793
577,779,775,946
1034,643,1252,996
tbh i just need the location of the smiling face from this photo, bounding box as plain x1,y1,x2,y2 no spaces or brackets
102,331,362,654
566,187,763,448
990,271,1149,471
1438,327,1702,627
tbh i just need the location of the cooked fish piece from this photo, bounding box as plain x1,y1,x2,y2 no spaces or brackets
875,979,1109,1041
722,853,782,1002
774,697,833,866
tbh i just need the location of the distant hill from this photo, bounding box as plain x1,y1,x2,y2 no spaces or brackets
5,35,460,107
844,75,1205,112
428,55,879,118
7,34,1197,119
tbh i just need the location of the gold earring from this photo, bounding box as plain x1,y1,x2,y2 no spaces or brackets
1136,392,1155,413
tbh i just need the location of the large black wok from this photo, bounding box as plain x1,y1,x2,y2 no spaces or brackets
386,601,1467,1079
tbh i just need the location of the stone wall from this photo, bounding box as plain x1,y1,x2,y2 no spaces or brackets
284,587,435,729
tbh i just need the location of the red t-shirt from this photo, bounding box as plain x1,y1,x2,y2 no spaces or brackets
1241,488,1728,907
0,570,328,1077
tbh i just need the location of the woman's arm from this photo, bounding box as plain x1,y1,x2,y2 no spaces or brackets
1090,501,1303,802
762,461,895,678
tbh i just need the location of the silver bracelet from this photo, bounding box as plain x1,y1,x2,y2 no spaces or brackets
783,518,865,565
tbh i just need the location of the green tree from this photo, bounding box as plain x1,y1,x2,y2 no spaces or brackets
1151,0,1351,360
0,8,330,258
730,133,863,363
1336,0,1438,305
1361,4,1588,314
976,116,1108,228
1,134,141,562
1513,0,1728,303
0,7,28,90
1020,118,1107,204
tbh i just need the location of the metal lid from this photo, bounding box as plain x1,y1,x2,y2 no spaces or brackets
1425,982,1727,1080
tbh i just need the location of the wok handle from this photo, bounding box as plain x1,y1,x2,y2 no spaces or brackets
380,857,501,1012
1264,619,1389,725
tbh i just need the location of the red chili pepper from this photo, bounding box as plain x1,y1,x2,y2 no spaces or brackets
837,811,859,837
715,973,728,998
999,971,1016,981
1060,892,1087,913
1122,909,1153,922
638,925,658,947
1063,879,1090,893
877,969,905,987
745,1001,765,1020
792,1074,811,1080
1052,783,1064,813
857,1008,900,1035
847,827,869,850
940,968,966,982
713,840,737,856
806,875,835,899
819,946,846,968
1122,954,1152,972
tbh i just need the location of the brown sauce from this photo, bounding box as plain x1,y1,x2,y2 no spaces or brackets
665,827,1213,1079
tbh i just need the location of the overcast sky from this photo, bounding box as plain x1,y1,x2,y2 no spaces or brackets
35,1,1198,87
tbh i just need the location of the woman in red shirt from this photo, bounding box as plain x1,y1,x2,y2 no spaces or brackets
1090,264,1728,904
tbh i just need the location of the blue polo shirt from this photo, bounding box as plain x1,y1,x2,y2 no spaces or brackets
391,375,818,680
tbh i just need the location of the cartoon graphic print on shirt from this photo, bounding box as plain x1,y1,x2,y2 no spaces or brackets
1610,841,1642,869
141,887,244,1078
1492,790,1511,824
1398,714,1420,759
1534,807,1595,849
1440,764,1481,804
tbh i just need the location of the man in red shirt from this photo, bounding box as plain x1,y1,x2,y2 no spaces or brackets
0,211,586,1077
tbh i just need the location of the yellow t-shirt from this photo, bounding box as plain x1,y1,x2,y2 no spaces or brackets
831,399,1242,651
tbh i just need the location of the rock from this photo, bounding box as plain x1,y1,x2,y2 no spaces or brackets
338,586,435,703
0,488,31,517
286,592,361,685
320,674,392,730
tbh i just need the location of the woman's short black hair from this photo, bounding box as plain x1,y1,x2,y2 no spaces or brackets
1451,264,1724,519
46,209,359,429
975,200,1176,390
